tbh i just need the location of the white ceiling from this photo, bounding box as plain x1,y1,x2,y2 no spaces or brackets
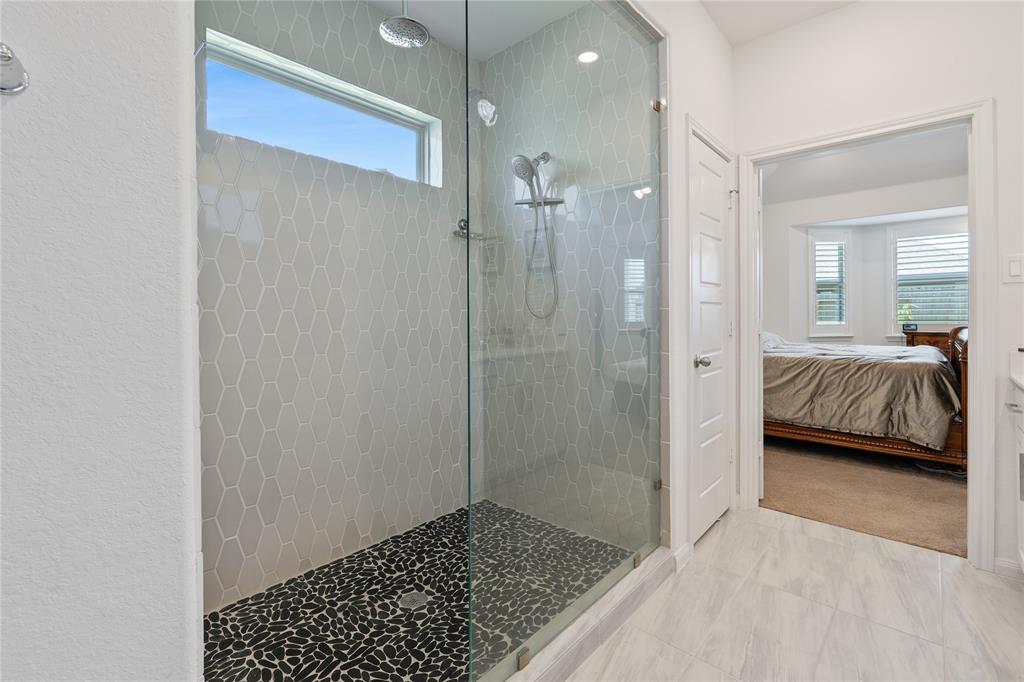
371,1,853,60
806,206,968,228
701,1,852,45
761,124,969,205
367,1,588,61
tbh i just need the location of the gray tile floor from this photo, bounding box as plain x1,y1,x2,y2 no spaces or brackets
568,508,1024,681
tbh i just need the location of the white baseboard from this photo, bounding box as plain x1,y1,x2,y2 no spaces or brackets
993,556,1024,579
672,542,693,570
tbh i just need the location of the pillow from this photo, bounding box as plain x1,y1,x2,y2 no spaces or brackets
761,331,785,349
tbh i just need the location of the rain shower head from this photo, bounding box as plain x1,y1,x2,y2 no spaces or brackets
380,0,430,48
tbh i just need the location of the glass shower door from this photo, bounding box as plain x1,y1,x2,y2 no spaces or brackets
466,2,663,678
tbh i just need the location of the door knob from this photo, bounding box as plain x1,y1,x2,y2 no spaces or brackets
693,355,711,368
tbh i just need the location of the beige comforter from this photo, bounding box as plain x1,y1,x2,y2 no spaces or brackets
763,340,961,450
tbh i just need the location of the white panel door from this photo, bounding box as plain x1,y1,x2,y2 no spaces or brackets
688,132,734,543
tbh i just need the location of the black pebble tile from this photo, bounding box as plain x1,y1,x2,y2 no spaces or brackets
205,500,631,681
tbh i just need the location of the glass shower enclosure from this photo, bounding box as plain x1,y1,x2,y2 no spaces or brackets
466,1,662,676
196,1,662,679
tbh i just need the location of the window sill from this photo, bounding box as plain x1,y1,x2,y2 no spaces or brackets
807,333,854,340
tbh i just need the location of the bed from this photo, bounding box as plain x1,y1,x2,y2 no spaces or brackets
762,326,968,467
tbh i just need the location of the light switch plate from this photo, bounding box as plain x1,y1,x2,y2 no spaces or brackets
1004,254,1024,283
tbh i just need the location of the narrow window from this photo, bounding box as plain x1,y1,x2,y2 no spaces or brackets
895,233,968,326
202,30,441,186
814,240,847,325
623,258,646,325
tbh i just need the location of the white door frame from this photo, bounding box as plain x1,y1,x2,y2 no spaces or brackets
736,100,997,570
686,116,739,543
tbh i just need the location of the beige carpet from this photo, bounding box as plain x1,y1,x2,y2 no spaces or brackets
761,437,967,557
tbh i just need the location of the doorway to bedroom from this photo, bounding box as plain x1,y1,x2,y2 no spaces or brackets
754,124,970,557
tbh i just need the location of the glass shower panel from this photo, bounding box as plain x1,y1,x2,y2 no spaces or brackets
467,2,662,678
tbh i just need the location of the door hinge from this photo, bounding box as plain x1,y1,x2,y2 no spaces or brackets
728,188,738,210
651,98,666,113
653,478,663,491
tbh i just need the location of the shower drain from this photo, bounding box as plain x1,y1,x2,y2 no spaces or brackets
397,591,430,609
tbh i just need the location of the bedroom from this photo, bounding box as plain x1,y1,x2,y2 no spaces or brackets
758,124,970,555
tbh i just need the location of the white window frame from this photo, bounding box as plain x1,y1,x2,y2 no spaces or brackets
807,228,852,338
203,29,443,187
885,215,969,336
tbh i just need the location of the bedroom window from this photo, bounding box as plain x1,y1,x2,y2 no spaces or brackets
809,231,851,337
202,30,441,186
623,258,646,325
894,232,968,327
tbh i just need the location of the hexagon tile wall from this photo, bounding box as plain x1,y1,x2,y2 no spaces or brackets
196,0,470,612
196,0,665,616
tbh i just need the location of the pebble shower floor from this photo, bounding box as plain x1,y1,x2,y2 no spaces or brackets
204,500,632,680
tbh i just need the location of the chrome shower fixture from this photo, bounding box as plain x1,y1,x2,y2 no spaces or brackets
510,155,539,204
477,98,498,127
379,0,430,48
511,153,559,319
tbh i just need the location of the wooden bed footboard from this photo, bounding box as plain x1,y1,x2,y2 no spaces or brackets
763,326,968,468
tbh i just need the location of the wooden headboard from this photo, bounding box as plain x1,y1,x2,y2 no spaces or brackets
949,325,968,453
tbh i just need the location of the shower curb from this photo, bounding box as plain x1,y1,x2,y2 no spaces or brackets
504,546,677,682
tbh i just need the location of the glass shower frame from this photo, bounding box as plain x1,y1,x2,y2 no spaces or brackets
194,1,664,678
465,3,664,678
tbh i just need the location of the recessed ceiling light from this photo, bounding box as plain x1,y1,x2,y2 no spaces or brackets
577,51,599,64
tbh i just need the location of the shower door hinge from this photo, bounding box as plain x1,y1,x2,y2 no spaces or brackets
651,98,666,113
516,648,530,671
653,478,663,491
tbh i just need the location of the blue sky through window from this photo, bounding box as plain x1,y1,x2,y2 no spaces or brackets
205,59,419,181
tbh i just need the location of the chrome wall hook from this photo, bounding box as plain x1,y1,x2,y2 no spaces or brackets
0,43,30,95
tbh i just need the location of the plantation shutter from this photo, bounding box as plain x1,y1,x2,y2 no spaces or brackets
814,241,846,325
624,258,645,324
896,233,968,325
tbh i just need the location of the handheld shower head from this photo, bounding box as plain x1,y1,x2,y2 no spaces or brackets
511,155,534,184
511,153,559,319
511,155,538,203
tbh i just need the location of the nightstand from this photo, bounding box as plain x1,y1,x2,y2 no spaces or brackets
904,330,952,359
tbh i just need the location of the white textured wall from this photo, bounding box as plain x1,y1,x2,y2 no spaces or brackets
635,1,735,148
762,177,969,344
736,0,1024,565
0,2,201,679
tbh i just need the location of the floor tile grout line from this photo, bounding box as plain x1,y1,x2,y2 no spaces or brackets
808,604,839,678
837,609,949,650
756,511,953,645
629,561,749,659
939,546,948,651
